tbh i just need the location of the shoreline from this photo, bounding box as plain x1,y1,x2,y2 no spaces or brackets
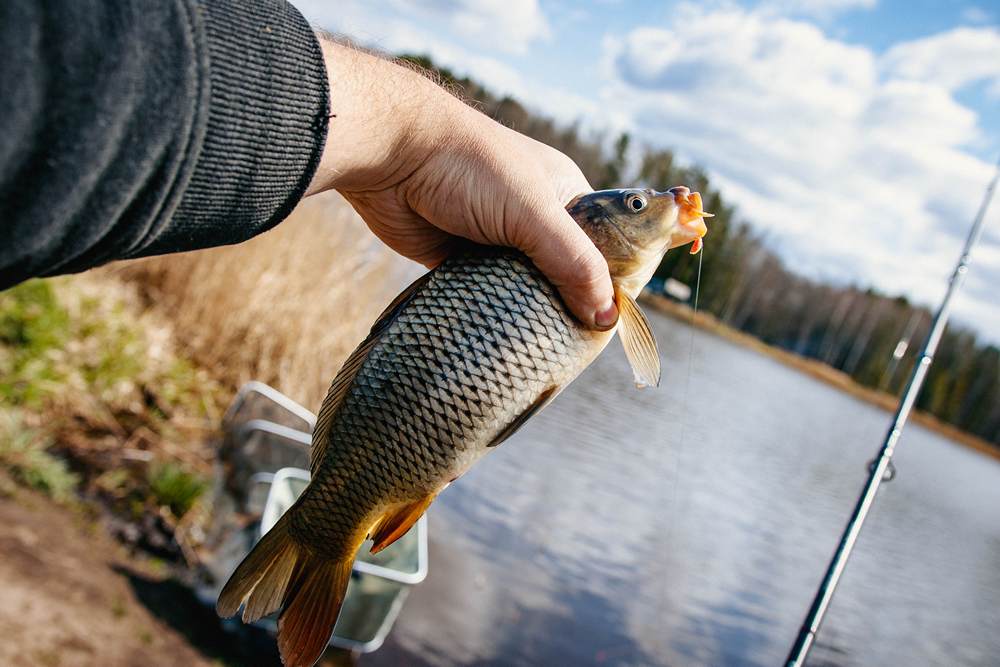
641,293,1000,463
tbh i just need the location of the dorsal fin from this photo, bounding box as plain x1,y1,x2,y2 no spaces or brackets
310,271,433,472
614,285,661,388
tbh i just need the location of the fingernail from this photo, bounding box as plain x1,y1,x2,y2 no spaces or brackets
594,301,619,330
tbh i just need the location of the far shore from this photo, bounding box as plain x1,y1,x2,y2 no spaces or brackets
641,292,1000,463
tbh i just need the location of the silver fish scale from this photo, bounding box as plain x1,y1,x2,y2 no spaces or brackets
289,248,592,555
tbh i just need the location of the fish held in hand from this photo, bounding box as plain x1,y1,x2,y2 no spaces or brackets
216,187,710,666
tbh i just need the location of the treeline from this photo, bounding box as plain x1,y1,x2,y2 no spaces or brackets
400,55,1000,449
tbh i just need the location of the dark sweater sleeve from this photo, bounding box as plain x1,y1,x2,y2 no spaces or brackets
0,0,329,289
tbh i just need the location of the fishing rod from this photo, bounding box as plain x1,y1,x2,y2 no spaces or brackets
785,154,1000,667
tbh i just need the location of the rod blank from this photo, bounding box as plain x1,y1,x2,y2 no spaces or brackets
785,156,1000,667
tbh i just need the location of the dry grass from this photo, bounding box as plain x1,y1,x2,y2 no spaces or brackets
104,192,415,410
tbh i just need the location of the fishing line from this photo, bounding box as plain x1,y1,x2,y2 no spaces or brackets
653,248,704,647
677,252,702,531
693,251,704,316
665,251,703,528
674,249,703,470
682,249,703,426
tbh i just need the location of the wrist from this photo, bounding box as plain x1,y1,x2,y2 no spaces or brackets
307,37,463,196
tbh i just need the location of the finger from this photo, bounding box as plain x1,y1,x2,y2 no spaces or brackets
518,203,617,330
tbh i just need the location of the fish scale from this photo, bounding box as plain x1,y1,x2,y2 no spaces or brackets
287,248,596,557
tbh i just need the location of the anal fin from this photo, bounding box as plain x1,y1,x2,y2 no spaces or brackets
369,494,436,554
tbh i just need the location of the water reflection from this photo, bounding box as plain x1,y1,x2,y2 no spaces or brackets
373,311,1000,666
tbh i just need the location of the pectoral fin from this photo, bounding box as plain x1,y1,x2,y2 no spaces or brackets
614,285,661,388
487,386,558,448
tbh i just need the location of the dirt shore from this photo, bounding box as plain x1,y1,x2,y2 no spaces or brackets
0,481,289,667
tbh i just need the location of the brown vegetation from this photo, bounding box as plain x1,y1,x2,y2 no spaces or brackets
105,192,415,411
2,197,391,664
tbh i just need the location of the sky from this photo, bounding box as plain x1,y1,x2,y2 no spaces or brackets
294,0,1000,342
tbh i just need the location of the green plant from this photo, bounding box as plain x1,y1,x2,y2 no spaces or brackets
147,462,206,518
0,280,71,405
0,410,80,502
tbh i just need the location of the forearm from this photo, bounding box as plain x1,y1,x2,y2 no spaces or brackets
1,6,616,328
0,0,328,289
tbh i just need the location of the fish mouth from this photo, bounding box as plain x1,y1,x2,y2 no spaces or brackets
669,187,711,254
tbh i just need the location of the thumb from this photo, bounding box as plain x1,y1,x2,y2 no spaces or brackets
517,203,618,330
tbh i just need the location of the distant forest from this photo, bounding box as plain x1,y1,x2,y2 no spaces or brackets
400,54,1000,449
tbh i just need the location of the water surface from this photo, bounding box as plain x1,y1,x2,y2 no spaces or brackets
372,310,1000,666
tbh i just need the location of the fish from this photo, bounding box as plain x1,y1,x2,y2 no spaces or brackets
216,186,710,667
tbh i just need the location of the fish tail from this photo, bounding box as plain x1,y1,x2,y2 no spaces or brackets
216,511,355,667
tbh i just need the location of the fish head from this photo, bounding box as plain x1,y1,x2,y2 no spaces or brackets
568,186,711,295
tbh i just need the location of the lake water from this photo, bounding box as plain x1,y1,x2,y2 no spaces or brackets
370,309,1000,667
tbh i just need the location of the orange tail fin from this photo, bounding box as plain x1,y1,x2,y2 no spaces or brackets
216,513,354,667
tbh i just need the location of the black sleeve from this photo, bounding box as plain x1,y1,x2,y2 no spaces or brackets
0,0,329,290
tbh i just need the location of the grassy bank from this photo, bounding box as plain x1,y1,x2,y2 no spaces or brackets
0,483,283,667
0,270,225,555
0,193,415,555
0,195,385,662
642,293,1000,462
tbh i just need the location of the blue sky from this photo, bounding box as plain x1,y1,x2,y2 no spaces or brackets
295,0,1000,342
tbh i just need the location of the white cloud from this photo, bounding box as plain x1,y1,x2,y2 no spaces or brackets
603,5,999,337
763,0,876,19
882,27,1000,94
433,0,552,53
960,6,993,25
296,0,550,55
292,0,593,124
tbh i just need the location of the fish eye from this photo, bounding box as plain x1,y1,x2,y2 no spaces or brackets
625,193,647,213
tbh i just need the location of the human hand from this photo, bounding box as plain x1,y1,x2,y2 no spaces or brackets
306,39,618,331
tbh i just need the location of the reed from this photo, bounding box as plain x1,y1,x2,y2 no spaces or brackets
105,193,414,410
